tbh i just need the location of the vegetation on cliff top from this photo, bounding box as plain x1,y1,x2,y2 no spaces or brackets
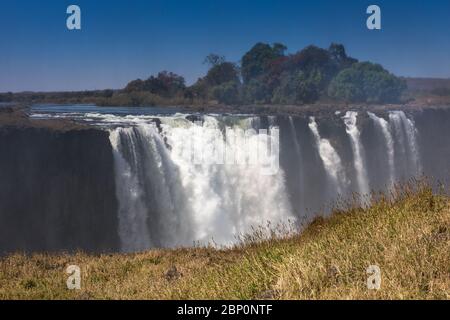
0,43,408,107
1,182,448,299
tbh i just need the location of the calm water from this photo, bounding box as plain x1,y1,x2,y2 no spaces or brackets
31,104,183,116
29,104,254,127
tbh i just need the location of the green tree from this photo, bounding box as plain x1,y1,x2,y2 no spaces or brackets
328,43,358,69
204,62,240,87
328,62,406,103
124,79,145,93
124,71,186,98
203,54,226,67
242,78,271,104
272,70,322,104
198,55,241,103
241,42,287,83
211,81,240,105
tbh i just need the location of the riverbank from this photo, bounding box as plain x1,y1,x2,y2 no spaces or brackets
0,105,87,131
1,183,448,300
4,100,450,123
178,101,450,118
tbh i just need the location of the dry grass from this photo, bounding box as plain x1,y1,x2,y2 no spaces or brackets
0,183,448,300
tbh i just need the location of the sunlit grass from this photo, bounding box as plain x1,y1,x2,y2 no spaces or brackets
0,181,448,300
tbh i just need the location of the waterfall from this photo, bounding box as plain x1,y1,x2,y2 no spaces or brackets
401,112,422,174
343,111,370,196
308,116,347,195
288,116,301,158
16,106,446,254
389,111,422,177
268,116,277,128
288,116,305,213
109,127,152,251
109,115,294,251
109,124,193,251
368,112,395,186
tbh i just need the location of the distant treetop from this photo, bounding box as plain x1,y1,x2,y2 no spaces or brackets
123,42,405,106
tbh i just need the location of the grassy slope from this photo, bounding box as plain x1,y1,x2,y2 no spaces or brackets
0,185,448,300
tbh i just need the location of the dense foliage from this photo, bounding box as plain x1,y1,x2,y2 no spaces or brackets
328,62,406,103
124,71,186,98
135,42,402,105
1,43,407,106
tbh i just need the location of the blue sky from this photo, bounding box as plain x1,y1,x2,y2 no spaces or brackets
1,0,449,92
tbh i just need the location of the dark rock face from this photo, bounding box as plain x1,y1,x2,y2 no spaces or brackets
0,126,120,254
414,108,450,187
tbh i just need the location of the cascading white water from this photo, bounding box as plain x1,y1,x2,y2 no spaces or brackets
368,112,396,186
109,124,193,252
308,116,347,195
109,128,152,252
160,116,293,245
288,116,301,158
288,116,305,213
268,116,277,128
109,115,294,251
389,111,422,176
401,112,422,174
94,111,424,252
343,111,370,196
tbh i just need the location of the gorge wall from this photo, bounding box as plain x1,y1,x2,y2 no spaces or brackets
0,117,120,253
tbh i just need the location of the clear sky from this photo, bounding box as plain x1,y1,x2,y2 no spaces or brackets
1,0,449,92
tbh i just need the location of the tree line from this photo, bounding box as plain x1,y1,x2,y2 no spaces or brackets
122,42,406,106
0,42,406,106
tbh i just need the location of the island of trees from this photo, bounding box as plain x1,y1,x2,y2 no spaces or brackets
0,43,417,107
